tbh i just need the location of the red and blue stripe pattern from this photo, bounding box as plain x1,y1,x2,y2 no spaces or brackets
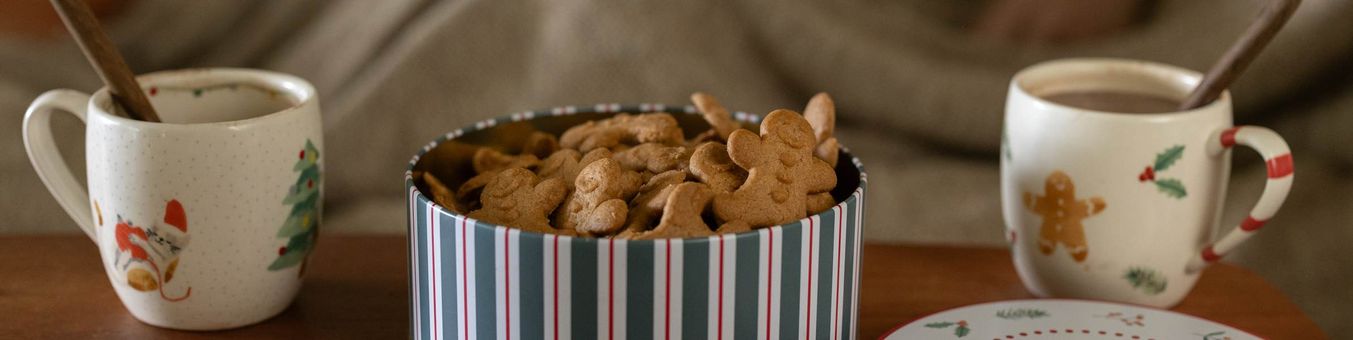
1188,126,1294,272
407,105,868,339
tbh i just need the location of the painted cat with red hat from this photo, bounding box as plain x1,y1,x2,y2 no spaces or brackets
112,199,192,301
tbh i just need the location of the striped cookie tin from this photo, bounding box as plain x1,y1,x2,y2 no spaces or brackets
407,104,867,340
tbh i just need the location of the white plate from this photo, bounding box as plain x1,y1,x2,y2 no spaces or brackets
881,299,1258,340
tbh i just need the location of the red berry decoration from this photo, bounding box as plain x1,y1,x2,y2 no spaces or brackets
149,87,158,96
278,246,287,255
307,179,314,188
1138,166,1155,182
299,150,305,159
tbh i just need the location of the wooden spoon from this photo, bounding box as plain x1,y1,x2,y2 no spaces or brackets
50,0,161,122
1179,0,1301,110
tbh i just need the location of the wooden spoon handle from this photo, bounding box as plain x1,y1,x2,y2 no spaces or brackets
50,0,160,122
1180,0,1301,110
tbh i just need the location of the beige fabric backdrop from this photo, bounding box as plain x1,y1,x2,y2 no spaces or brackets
2,0,1350,335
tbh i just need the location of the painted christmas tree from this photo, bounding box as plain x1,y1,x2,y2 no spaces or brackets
269,140,320,273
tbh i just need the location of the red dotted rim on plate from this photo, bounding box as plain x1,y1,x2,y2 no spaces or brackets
992,328,1155,339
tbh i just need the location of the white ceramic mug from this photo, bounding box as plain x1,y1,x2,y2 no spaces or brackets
23,68,324,330
1000,59,1294,307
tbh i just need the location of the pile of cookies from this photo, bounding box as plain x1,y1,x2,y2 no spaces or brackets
420,92,841,239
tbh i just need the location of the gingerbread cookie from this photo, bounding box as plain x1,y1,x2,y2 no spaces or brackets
613,143,690,173
806,192,835,215
554,158,643,234
716,220,752,234
691,92,741,140
522,131,560,158
1023,170,1106,263
688,141,747,192
816,137,840,168
453,148,543,210
803,92,835,144
687,129,720,146
419,91,850,239
423,172,469,213
632,182,717,240
467,168,568,234
559,113,684,152
616,170,687,238
537,148,613,189
473,148,540,174
713,109,837,227
803,92,839,167
454,172,495,207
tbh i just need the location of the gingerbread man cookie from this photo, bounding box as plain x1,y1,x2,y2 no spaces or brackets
454,172,494,208
632,182,717,240
803,92,840,167
691,92,742,140
473,148,540,174
716,220,752,234
522,131,560,158
467,168,568,234
554,158,643,234
806,192,835,215
559,113,684,152
687,129,720,146
713,109,837,227
422,172,469,213
453,147,545,209
616,170,687,238
613,143,690,174
688,141,747,192
1023,170,1106,263
537,148,613,189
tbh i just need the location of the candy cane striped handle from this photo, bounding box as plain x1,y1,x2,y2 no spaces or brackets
1187,126,1294,273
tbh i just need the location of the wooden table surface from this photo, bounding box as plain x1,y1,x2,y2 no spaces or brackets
0,235,1324,339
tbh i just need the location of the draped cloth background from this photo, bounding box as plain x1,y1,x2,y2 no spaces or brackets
2,0,1350,335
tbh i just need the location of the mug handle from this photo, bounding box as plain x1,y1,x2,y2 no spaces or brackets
23,89,96,242
1186,126,1294,273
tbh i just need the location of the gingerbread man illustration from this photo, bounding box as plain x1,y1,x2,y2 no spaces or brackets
1024,171,1106,262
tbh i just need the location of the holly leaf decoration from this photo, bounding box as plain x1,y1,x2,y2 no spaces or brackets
1153,145,1185,171
925,322,954,328
1124,267,1168,295
1154,178,1187,198
955,325,970,337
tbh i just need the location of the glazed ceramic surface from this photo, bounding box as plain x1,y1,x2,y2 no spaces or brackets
23,68,323,330
881,299,1259,340
407,105,867,339
1001,59,1294,307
